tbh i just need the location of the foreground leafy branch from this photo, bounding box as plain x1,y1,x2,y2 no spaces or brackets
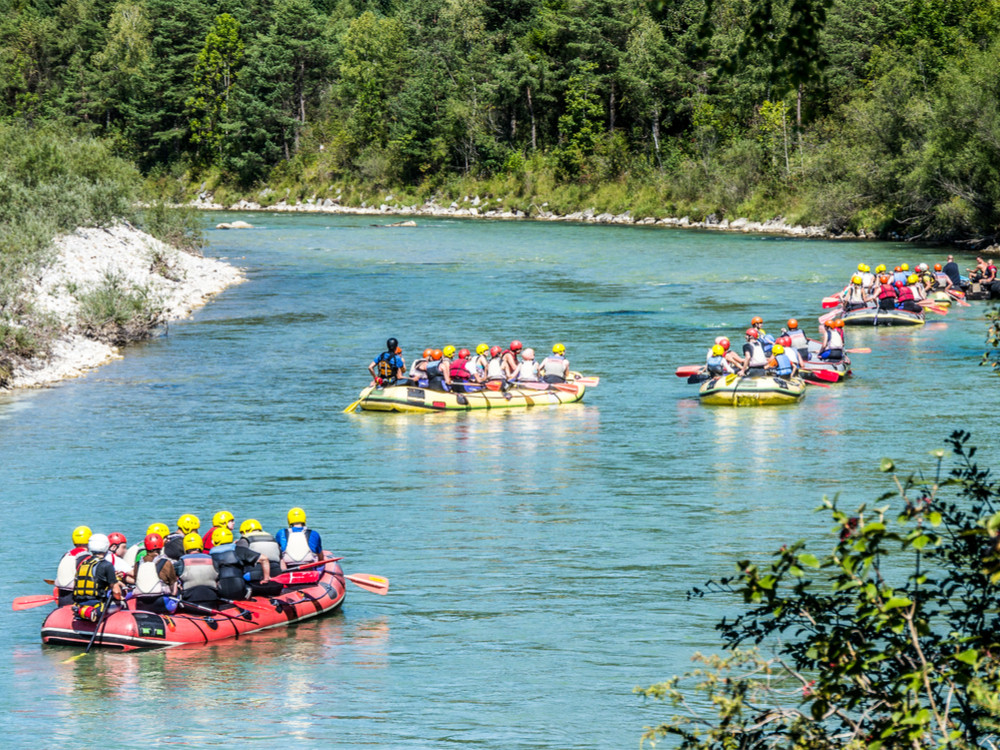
638,431,1000,749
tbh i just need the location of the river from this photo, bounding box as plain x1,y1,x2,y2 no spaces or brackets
1,214,996,748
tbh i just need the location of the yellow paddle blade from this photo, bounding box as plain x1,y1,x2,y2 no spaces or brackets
342,400,361,413
61,651,88,663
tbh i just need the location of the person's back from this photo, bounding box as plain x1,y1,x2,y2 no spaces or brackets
486,347,505,380
72,534,123,621
943,257,961,286
164,514,200,561
511,349,539,381
209,528,254,600
276,507,323,567
55,526,92,605
540,344,570,383
133,533,178,609
742,330,768,374
175,533,219,604
238,520,282,595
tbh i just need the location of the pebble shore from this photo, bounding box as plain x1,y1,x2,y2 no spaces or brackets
9,223,244,390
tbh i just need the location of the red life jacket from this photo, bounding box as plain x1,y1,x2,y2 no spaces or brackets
878,283,896,300
896,285,914,302
450,358,470,379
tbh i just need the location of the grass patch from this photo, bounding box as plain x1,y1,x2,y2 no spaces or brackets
76,273,165,347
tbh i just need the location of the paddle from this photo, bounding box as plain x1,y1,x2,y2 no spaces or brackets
171,598,253,622
804,379,831,388
62,591,115,662
13,594,57,611
921,303,947,315
845,347,871,354
571,376,600,387
288,556,343,571
345,573,389,595
343,385,375,413
675,365,702,377
821,297,841,309
261,570,321,586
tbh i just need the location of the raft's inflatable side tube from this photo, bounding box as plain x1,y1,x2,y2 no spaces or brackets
358,383,585,412
841,308,924,327
698,374,806,406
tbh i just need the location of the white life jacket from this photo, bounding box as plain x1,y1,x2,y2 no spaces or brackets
135,555,169,595
746,340,768,368
123,543,142,570
787,329,808,349
246,532,281,564
178,553,219,592
828,328,844,349
486,358,504,379
540,355,568,380
513,361,539,381
282,528,317,565
55,547,87,588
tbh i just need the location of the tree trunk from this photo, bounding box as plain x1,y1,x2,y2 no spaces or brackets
609,82,615,131
527,84,536,151
652,106,662,169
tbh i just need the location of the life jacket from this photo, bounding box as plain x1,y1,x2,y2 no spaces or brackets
513,361,539,381
761,333,775,356
540,355,568,381
409,357,427,378
896,285,914,302
706,355,727,375
210,542,244,582
486,358,504,379
283,527,317,565
425,360,443,379
787,329,808,349
910,283,926,301
745,340,767,368
893,271,908,285
844,285,865,304
449,358,471,380
246,532,281,564
135,555,169,595
178,552,219,592
469,354,487,378
55,546,88,588
773,352,793,377
827,328,844,350
163,531,185,560
73,554,106,601
878,283,896,300
374,352,400,384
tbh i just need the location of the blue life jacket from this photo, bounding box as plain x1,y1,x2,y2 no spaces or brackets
706,355,726,375
774,353,793,377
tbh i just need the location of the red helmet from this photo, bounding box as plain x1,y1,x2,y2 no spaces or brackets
751,316,763,326
719,337,730,351
879,274,890,283
894,266,902,272
509,340,523,352
777,335,791,346
489,345,501,357
430,349,442,361
144,533,164,552
458,348,470,359
787,318,798,329
745,328,758,339
108,532,127,546
422,348,432,358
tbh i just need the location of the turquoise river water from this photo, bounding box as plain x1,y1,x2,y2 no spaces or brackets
1,214,997,748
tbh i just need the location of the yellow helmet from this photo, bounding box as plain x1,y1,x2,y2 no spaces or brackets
287,507,307,525
178,514,200,534
711,344,725,356
476,343,489,355
857,262,865,272
239,518,263,536
772,343,785,354
182,532,204,552
552,342,566,354
908,274,918,284
72,525,92,546
875,264,886,273
852,275,862,284
901,263,910,271
442,345,456,358
212,510,234,528
146,522,170,537
212,527,234,545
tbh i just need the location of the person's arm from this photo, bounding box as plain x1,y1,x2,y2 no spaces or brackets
312,531,325,562
260,556,271,583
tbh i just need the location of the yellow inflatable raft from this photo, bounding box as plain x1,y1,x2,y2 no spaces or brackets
357,382,586,413
698,374,806,406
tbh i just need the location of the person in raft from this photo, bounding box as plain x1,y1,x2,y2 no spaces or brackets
55,525,93,605
132,532,179,612
749,317,775,356
174,533,220,604
705,344,732,376
942,255,962,287
501,340,523,378
842,276,873,311
210,527,269,601
781,319,810,359
767,343,799,379
419,349,452,391
123,522,170,569
775,336,803,370
370,337,406,387
107,532,134,583
72,533,126,622
237,519,285,596
509,348,540,382
276,507,325,568
817,319,846,361
202,510,235,551
741,328,769,376
164,514,200,560
894,280,922,313
540,343,571,383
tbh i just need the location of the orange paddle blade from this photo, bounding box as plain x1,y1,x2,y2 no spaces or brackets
13,595,56,611
345,573,389,595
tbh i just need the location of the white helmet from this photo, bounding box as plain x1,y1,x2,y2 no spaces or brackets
918,263,928,271
88,533,110,554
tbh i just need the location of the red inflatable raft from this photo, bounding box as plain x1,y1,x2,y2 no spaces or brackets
41,558,346,651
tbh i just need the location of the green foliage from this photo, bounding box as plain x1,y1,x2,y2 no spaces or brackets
186,13,244,164
556,62,605,179
76,271,164,345
637,431,1000,748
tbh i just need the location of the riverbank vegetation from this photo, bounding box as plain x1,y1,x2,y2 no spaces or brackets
5,0,1000,242
637,432,1000,748
0,124,200,385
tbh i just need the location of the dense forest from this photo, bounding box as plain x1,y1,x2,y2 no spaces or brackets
4,0,1000,241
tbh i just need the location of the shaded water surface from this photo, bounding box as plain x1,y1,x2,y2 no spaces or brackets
1,214,995,748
